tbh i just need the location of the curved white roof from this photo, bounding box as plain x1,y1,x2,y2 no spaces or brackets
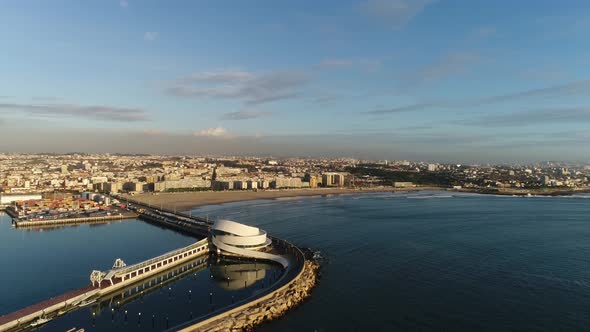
210,219,288,267
212,219,265,237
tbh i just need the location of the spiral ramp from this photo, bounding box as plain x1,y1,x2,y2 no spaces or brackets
211,219,289,268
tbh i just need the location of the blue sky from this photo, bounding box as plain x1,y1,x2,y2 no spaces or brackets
1,0,590,163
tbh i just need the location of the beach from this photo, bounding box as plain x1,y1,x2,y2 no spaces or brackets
120,187,441,211
120,185,590,212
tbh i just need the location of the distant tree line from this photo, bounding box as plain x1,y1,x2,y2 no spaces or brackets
220,161,258,172
347,166,457,187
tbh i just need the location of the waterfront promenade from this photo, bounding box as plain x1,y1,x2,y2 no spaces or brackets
0,286,96,327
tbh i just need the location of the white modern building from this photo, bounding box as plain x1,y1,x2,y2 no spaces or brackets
212,219,271,250
211,219,289,268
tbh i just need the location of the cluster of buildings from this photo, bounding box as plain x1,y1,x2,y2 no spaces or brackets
6,192,120,220
368,160,590,190
0,154,353,195
1,154,589,197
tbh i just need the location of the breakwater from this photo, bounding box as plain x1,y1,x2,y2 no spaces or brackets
181,260,319,332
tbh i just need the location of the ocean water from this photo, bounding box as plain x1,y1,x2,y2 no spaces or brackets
191,191,590,331
3,191,590,331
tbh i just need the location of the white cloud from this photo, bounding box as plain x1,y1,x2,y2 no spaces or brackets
119,0,128,8
195,127,230,137
144,31,159,41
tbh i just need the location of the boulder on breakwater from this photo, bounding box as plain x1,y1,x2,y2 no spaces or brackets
199,259,320,332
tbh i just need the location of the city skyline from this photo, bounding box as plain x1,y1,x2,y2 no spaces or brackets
1,0,590,162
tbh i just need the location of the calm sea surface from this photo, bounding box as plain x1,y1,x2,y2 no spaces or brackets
2,191,590,331
192,191,590,331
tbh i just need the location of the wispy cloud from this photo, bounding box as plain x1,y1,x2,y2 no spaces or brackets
365,79,590,115
319,59,355,68
406,52,481,84
194,127,231,137
31,96,62,102
177,70,255,84
317,57,387,72
119,0,128,8
221,110,272,120
464,107,590,127
0,103,150,122
144,31,159,41
367,102,447,115
361,0,436,29
473,80,590,105
165,69,310,105
468,26,496,41
520,67,564,81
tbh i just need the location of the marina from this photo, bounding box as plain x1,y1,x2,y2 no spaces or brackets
0,198,311,332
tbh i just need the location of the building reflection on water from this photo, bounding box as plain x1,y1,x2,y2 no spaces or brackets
33,255,284,332
211,260,276,290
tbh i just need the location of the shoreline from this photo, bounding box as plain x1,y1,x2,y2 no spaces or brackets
454,187,590,197
121,187,438,211
121,186,590,212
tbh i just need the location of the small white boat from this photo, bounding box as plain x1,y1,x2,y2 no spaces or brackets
30,317,51,327
78,299,96,307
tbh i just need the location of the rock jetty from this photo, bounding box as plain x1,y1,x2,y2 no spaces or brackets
190,260,320,332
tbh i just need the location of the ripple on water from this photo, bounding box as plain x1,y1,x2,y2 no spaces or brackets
192,192,590,331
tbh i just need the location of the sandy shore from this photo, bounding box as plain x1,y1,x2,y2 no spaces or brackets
121,187,442,211
120,185,590,212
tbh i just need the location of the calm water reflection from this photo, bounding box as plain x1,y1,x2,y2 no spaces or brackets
0,212,282,331
36,257,281,331
192,192,590,331
7,191,590,331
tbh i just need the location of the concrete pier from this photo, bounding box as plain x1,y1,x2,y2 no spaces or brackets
0,238,210,332
0,286,99,332
11,213,138,228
